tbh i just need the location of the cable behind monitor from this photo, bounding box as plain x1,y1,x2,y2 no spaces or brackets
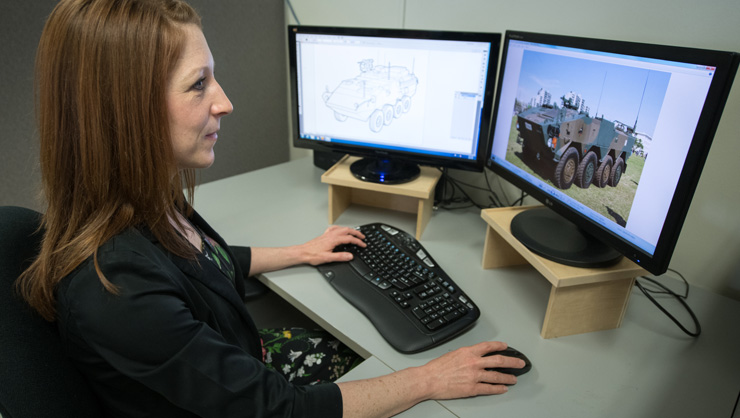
635,269,701,337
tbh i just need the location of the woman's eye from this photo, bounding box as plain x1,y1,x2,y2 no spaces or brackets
192,77,206,91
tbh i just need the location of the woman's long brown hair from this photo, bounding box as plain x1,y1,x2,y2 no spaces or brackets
17,0,203,321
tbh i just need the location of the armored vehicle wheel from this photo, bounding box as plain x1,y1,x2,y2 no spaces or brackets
369,109,384,133
401,95,411,112
334,111,348,122
595,155,613,188
382,105,394,125
609,157,625,187
575,151,597,188
393,100,404,118
554,147,579,189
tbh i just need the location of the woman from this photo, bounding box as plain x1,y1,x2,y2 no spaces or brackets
18,1,525,417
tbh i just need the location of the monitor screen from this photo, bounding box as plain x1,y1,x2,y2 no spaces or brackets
486,30,738,275
289,25,501,184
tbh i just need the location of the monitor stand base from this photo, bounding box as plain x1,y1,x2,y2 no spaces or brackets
349,157,421,185
510,206,623,268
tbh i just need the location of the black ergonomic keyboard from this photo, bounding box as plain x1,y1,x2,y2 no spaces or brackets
317,223,480,353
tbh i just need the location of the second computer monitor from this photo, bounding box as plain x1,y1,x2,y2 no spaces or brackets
486,30,738,274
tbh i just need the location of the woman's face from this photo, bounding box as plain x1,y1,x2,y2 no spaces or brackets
167,24,233,170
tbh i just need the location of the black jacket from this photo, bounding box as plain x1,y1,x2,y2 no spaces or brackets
56,211,342,417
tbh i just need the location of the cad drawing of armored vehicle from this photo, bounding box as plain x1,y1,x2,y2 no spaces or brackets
516,97,636,190
323,59,418,133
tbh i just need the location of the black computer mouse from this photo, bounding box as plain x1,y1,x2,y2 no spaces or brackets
483,346,532,376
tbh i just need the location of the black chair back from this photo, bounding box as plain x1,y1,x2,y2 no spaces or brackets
0,206,102,418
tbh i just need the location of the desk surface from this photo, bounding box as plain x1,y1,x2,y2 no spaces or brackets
194,157,740,418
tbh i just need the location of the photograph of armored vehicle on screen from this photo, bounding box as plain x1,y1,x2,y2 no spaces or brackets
505,50,670,226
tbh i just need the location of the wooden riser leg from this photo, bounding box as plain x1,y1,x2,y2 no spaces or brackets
541,277,635,339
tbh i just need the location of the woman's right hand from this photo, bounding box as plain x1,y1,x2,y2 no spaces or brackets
420,341,524,399
338,341,525,418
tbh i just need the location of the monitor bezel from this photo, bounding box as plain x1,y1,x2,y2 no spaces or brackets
288,25,502,174
485,30,739,275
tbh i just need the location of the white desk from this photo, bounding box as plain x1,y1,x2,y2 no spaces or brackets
194,157,740,418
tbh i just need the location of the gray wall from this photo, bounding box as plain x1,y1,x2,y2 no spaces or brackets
2,0,738,301
285,0,740,301
0,0,290,212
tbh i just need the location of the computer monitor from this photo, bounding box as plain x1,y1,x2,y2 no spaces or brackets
288,25,501,184
486,30,738,275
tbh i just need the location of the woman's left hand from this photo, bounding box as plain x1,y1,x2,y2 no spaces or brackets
248,226,366,276
299,225,366,265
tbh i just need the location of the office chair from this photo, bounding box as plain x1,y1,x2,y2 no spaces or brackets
0,206,102,418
